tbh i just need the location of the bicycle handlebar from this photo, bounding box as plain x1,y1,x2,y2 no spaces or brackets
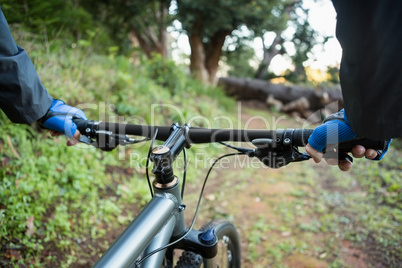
74,119,387,153
75,120,312,146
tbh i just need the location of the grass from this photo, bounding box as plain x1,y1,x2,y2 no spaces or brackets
315,146,402,267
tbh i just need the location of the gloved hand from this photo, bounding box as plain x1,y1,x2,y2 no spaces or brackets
306,109,391,171
39,99,87,145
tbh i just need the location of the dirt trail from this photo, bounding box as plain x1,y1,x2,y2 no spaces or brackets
188,101,371,267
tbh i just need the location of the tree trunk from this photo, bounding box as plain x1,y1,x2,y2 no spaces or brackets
188,30,231,85
189,33,209,84
218,76,343,116
158,0,169,57
130,28,167,58
187,14,231,85
129,1,169,59
255,33,284,79
205,30,231,85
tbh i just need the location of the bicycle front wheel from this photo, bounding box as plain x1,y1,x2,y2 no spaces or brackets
175,220,241,268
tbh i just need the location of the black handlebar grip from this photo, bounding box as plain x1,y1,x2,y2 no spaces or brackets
292,129,314,146
73,118,89,134
292,129,387,151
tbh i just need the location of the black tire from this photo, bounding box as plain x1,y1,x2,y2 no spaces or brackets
175,220,241,268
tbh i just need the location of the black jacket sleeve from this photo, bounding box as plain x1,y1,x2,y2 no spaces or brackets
332,0,402,140
0,8,52,124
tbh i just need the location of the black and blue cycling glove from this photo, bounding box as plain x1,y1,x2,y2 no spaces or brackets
39,99,87,138
308,109,391,161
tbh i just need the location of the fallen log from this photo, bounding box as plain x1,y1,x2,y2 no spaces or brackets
218,77,343,116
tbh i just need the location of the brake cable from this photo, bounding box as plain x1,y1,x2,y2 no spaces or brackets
181,147,188,200
145,129,159,198
218,141,254,154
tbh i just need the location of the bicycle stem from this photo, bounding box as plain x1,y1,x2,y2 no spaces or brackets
151,123,191,185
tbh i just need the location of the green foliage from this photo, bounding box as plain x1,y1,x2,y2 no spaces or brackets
224,44,256,77
0,111,114,265
175,0,290,82
176,0,284,38
143,53,187,95
326,66,340,84
0,26,236,266
352,146,402,209
281,6,324,83
1,0,93,40
77,0,173,55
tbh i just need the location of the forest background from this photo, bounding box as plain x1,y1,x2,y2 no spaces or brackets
0,0,400,267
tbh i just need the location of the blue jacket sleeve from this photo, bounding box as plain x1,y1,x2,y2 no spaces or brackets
0,8,52,124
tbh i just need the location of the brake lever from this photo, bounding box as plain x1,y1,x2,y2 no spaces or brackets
251,137,313,168
79,135,93,145
79,130,138,151
293,152,311,162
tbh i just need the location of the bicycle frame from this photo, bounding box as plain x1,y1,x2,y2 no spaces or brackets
94,124,219,268
94,177,185,268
